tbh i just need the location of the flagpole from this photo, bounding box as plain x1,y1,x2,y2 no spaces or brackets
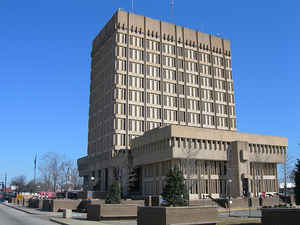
34,153,37,190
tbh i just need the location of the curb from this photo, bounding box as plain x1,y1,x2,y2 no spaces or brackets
50,218,70,225
1,203,35,215
217,207,256,212
1,203,68,225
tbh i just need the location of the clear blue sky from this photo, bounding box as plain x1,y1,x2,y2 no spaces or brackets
0,0,299,183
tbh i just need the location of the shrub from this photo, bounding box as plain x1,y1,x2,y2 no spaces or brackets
162,167,188,207
105,181,121,204
294,159,300,205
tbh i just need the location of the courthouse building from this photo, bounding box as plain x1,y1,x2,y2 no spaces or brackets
77,9,287,198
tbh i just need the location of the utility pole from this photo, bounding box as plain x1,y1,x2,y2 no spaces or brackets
4,173,7,193
4,173,7,200
131,0,134,12
34,153,37,192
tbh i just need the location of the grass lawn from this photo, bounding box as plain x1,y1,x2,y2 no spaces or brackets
217,217,261,225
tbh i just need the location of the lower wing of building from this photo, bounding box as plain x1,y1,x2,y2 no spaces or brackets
78,125,287,199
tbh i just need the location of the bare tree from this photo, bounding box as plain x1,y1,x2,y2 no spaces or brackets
39,152,66,192
181,140,199,201
11,175,27,192
278,153,295,197
58,159,73,191
69,166,83,190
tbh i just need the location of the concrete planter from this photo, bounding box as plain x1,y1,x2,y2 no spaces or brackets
42,200,52,211
51,199,82,212
22,198,30,207
87,204,137,221
77,199,103,212
28,199,43,209
262,208,300,225
230,196,281,208
137,206,217,225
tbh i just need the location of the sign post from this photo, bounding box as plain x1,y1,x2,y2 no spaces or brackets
248,197,252,217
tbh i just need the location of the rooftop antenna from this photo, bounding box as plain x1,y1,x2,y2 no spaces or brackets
170,0,174,22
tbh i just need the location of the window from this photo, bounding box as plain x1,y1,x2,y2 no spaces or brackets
163,69,176,81
114,74,126,85
116,46,127,57
146,65,160,78
177,47,183,57
147,52,160,64
128,75,144,88
146,79,161,91
146,40,160,51
129,49,144,61
129,35,144,48
178,72,184,82
117,33,127,44
129,62,144,74
162,56,176,67
116,60,127,71
162,43,176,55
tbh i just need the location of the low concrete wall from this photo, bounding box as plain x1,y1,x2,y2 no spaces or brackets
51,199,82,212
87,204,101,221
77,191,107,199
262,208,300,225
42,200,52,211
12,198,17,204
28,199,43,209
230,196,281,208
121,199,144,205
87,204,137,221
77,199,103,212
190,199,217,207
22,198,30,207
137,206,217,225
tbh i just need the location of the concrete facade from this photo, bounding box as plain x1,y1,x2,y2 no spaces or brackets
131,125,287,198
77,9,287,198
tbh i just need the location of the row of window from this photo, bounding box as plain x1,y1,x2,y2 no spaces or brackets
116,32,232,56
115,72,233,89
250,163,277,176
115,98,234,115
116,59,232,78
114,103,236,127
114,86,234,104
129,104,144,117
118,46,231,69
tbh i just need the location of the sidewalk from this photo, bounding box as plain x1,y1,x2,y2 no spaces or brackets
2,202,137,225
3,202,260,225
50,218,136,225
2,202,62,217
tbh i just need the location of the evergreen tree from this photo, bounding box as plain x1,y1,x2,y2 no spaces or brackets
128,167,140,194
105,181,121,204
162,167,188,206
294,159,300,205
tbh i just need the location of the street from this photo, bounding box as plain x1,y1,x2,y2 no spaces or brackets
0,203,57,225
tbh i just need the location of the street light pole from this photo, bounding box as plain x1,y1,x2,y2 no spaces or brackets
66,167,70,199
227,179,232,217
4,173,7,193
